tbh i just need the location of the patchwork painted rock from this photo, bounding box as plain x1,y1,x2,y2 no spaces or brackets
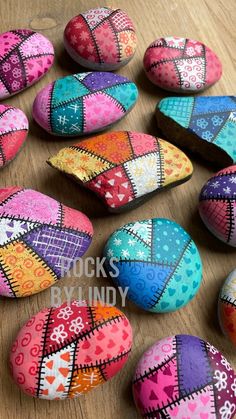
103,219,202,312
143,36,222,93
218,269,236,346
199,166,236,247
10,300,132,399
132,335,236,418
64,7,137,70
33,72,138,136
0,29,54,99
0,104,28,168
48,132,193,212
0,187,93,297
156,96,236,167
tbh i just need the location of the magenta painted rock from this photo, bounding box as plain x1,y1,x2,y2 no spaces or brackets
133,335,236,418
10,300,132,399
199,165,236,246
0,104,28,168
0,29,54,99
143,36,222,93
0,187,93,297
64,7,137,70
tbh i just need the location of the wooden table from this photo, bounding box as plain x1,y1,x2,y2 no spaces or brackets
1,0,236,418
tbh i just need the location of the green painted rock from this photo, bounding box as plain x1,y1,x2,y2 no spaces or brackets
33,72,138,136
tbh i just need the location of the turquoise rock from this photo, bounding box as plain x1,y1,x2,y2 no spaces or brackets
33,72,138,136
104,218,202,313
156,96,236,166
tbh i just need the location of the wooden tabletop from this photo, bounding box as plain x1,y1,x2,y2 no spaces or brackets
1,0,236,418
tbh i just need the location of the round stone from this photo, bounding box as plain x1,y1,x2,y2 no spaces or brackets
219,269,236,346
103,218,202,312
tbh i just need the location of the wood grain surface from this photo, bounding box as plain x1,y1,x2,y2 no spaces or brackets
0,0,236,418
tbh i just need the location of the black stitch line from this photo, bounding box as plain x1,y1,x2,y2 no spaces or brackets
42,315,124,358
146,53,206,73
0,188,24,207
0,261,16,297
74,348,131,373
35,309,53,397
80,14,102,63
220,295,236,307
0,31,36,65
226,201,234,243
133,354,176,384
50,82,131,112
147,238,192,309
0,214,93,238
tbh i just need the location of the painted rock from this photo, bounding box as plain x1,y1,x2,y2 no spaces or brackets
156,96,236,167
0,29,54,99
64,7,137,71
0,187,93,297
0,104,28,168
218,269,236,346
33,72,138,136
48,132,193,212
103,218,202,312
132,335,236,418
10,300,132,399
143,36,222,93
199,165,236,247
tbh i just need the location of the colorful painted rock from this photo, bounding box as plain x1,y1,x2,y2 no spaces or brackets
199,166,236,247
156,96,236,167
48,132,193,212
0,104,28,168
143,36,222,93
33,72,138,136
10,300,132,399
218,269,236,346
0,187,93,297
0,29,54,99
103,218,202,312
132,335,236,419
64,7,137,70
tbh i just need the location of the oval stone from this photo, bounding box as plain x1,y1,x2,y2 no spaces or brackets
0,29,54,99
219,269,236,346
133,335,236,418
33,72,138,136
143,36,222,93
10,300,132,399
64,7,137,70
103,218,202,312
199,165,236,246
0,104,28,168
0,187,93,297
156,96,236,167
47,131,193,212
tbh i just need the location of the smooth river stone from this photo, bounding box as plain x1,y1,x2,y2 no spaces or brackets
0,104,28,168
199,165,236,247
64,7,137,70
103,218,202,312
0,29,54,99
33,72,138,136
156,96,236,167
133,335,236,418
219,269,236,346
143,36,222,93
47,131,193,212
10,300,132,399
0,187,93,297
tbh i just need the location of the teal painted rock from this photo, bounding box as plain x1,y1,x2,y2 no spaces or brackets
104,218,202,312
33,72,138,136
156,96,236,167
